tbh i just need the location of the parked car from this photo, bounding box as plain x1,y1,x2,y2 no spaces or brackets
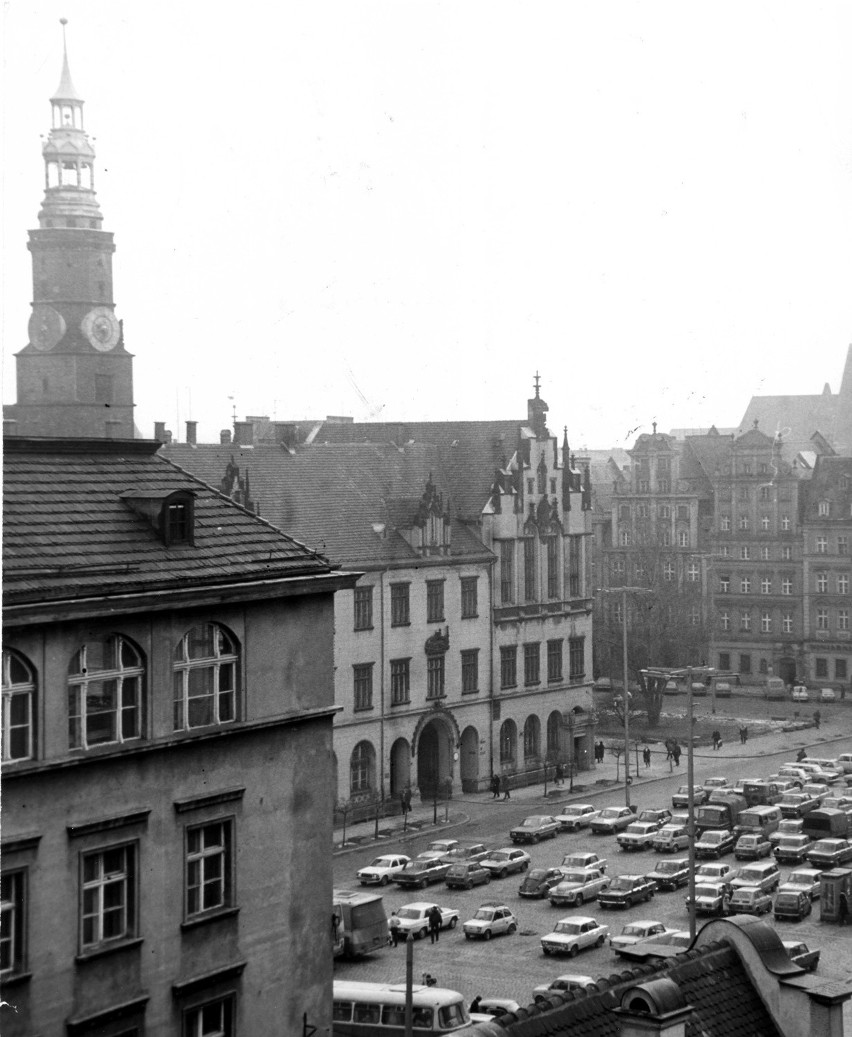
778,867,822,900
553,803,600,831
417,839,459,860
800,783,832,804
590,806,635,834
533,975,597,1000
540,916,609,957
561,852,607,873
357,854,411,886
548,869,609,908
597,874,656,909
672,785,708,808
445,861,492,890
510,816,561,844
395,857,452,888
608,920,673,957
714,681,733,698
687,882,730,916
782,940,820,971
805,838,852,869
696,862,738,884
695,829,736,859
395,902,459,938
462,901,517,940
519,867,567,899
636,808,672,827
479,848,531,879
441,842,491,865
616,930,693,962
769,819,804,847
701,777,731,795
469,998,521,1020
773,834,815,864
652,825,691,853
645,858,690,891
730,861,780,894
729,886,772,916
792,685,809,702
734,834,772,861
617,822,662,852
773,889,812,922
820,687,837,701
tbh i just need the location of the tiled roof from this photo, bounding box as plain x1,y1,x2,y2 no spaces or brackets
3,438,334,606
739,395,837,457
684,431,736,483
467,941,783,1037
162,441,494,569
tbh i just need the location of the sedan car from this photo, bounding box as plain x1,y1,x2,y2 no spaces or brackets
519,867,567,899
774,890,812,922
553,803,600,832
394,858,452,888
597,874,656,909
806,838,852,869
687,882,730,916
540,916,609,957
608,920,673,957
783,940,820,971
561,852,607,873
729,886,772,916
769,819,804,847
636,808,672,827
695,829,736,859
672,785,708,808
617,822,662,852
701,777,731,795
773,834,815,864
778,792,821,819
645,857,690,891
395,902,459,938
445,861,492,890
480,848,531,878
532,975,597,1000
778,867,822,900
696,861,737,884
734,834,772,861
510,815,561,844
652,825,691,853
590,806,635,834
616,930,693,962
417,839,459,860
357,854,411,886
462,901,517,940
800,783,832,804
548,869,609,908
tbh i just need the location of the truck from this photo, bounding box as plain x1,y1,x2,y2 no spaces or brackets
696,792,747,835
803,808,851,841
332,888,388,958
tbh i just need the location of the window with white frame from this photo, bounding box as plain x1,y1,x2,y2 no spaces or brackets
350,741,375,794
738,514,749,530
760,515,770,531
819,500,830,517
782,577,793,595
740,545,750,560
687,562,700,582
720,545,730,557
659,505,671,519
720,611,730,631
781,515,791,531
720,575,730,594
636,504,648,519
0,870,25,976
173,625,238,731
761,577,772,594
678,531,689,547
390,659,410,704
839,574,849,595
611,557,625,577
183,996,235,1037
782,612,793,634
817,608,829,631
68,636,144,750
839,536,849,555
80,843,137,950
185,820,233,919
781,545,792,560
759,485,770,500
817,536,828,554
761,611,772,633
817,572,828,593
720,515,731,531
620,530,631,546
663,561,675,582
740,577,751,594
838,609,849,632
760,545,770,560
661,528,671,546
740,611,751,631
2,650,35,762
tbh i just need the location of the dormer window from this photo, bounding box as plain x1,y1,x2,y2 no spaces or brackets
818,500,830,517
120,489,196,546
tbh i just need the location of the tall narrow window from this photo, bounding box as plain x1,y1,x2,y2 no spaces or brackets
546,538,559,599
2,650,35,762
427,656,445,698
353,664,374,711
500,541,514,604
390,583,410,626
500,646,517,689
523,539,536,601
354,586,373,630
69,636,144,749
568,536,581,597
460,577,478,618
173,624,238,731
390,659,410,705
0,871,25,976
524,643,540,685
185,820,234,919
523,716,540,759
782,612,793,634
80,844,137,950
568,637,584,682
547,640,563,682
461,649,479,694
426,580,445,622
350,742,375,794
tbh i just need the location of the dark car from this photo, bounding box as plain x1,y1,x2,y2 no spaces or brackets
394,858,452,888
645,857,690,891
774,890,812,922
805,838,852,870
445,861,491,890
519,867,566,899
636,808,672,827
510,816,561,844
695,829,736,859
597,874,656,909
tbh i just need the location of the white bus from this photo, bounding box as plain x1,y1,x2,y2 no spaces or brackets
332,981,471,1034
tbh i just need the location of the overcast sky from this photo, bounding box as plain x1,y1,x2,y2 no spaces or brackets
3,2,851,449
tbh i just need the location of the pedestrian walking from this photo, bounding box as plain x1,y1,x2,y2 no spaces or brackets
711,730,721,750
428,905,442,943
721,890,731,917
839,889,849,926
796,748,807,763
555,763,564,785
492,774,501,799
400,790,408,816
672,744,681,766
742,726,748,744
503,777,511,800
738,726,745,745
597,741,606,763
665,738,673,761
643,746,651,768
813,710,821,730
404,787,412,813
388,912,401,947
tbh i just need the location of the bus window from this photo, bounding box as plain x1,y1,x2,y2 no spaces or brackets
332,1001,352,1022
382,1005,406,1025
439,1003,469,1027
354,1003,381,1023
412,1006,434,1028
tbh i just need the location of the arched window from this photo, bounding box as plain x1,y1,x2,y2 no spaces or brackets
3,649,36,761
68,636,144,749
350,741,375,794
523,715,540,760
546,711,562,757
499,719,517,764
173,624,239,730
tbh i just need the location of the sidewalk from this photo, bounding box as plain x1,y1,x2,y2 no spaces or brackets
332,712,852,855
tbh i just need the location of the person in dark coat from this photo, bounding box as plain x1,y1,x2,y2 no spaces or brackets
555,763,564,785
839,890,849,926
404,787,412,813
643,746,651,768
711,730,721,750
672,743,682,766
492,774,501,799
428,905,442,943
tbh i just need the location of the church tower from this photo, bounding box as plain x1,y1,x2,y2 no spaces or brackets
6,20,134,438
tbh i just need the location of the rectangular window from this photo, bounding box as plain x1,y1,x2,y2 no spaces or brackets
524,643,540,685
741,577,751,594
720,611,730,631
815,657,828,678
817,536,828,554
658,479,670,493
611,557,625,577
739,654,752,675
781,545,792,560
500,542,514,604
620,530,631,546
817,608,829,631
718,652,731,671
390,659,410,705
569,637,584,682
720,575,730,593
677,505,689,520
781,515,791,531
461,650,479,694
390,583,410,626
836,659,848,681
353,664,373,711
663,561,675,582
678,531,689,547
547,640,563,682
426,580,445,623
0,871,25,976
523,539,536,601
546,538,559,598
761,577,772,594
761,611,772,633
185,820,233,920
619,504,631,521
183,995,235,1037
819,500,830,517
687,562,700,582
740,611,751,631
739,514,749,530
782,577,793,596
760,515,771,530
782,611,793,633
568,536,581,597
500,646,517,689
740,545,750,560
354,586,373,631
427,656,445,699
817,572,828,593
839,609,849,632
3,689,34,763
80,843,137,950
460,577,478,618
661,528,671,546
720,515,731,531
839,536,849,555
660,504,671,519
760,545,770,560
720,545,730,557
638,479,649,493
839,574,850,595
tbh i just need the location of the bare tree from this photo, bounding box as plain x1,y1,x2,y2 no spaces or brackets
608,744,624,781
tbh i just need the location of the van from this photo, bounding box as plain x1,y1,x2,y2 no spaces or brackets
837,754,852,775
735,806,782,839
802,808,851,841
730,860,781,894
765,677,786,701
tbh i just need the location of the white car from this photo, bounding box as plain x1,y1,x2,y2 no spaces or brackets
356,854,411,886
553,803,600,831
480,848,531,878
532,974,597,1000
792,685,809,702
617,822,662,852
541,915,609,957
394,902,458,939
609,920,673,957
590,806,635,834
463,902,518,940
701,777,730,795
778,867,822,900
548,869,609,908
417,839,459,861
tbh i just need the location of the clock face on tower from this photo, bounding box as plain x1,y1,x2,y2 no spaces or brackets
28,304,66,351
82,306,121,351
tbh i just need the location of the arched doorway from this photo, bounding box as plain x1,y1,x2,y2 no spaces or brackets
460,725,480,793
523,715,541,762
499,718,517,769
389,738,411,798
779,656,797,685
416,718,452,799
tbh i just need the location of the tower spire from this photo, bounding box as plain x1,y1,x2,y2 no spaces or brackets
52,19,81,102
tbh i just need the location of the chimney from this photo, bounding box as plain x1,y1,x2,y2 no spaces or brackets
185,421,197,446
611,980,691,1037
234,421,254,446
154,421,167,442
220,429,232,444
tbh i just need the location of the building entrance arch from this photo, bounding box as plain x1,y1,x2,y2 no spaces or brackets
416,717,453,800
389,738,411,798
778,656,797,686
459,725,480,793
